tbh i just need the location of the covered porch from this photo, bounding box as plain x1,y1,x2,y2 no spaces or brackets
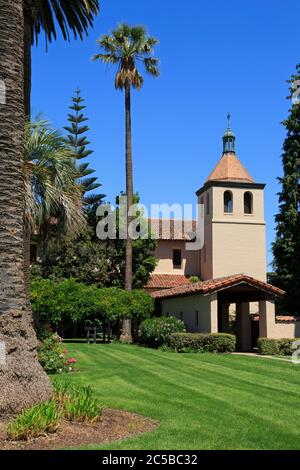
152,274,285,352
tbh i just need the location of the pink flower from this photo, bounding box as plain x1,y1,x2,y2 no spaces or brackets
68,358,77,364
63,349,68,355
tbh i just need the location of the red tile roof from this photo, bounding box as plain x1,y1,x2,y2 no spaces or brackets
148,219,197,241
253,315,300,322
151,274,285,299
147,274,191,290
206,153,254,183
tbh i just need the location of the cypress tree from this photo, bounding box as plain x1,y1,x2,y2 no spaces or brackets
64,88,104,207
273,65,300,314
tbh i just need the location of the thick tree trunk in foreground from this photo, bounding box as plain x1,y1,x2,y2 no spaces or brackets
120,82,133,343
23,2,33,297
0,0,52,417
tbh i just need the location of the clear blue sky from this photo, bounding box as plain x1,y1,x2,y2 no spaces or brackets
32,0,300,268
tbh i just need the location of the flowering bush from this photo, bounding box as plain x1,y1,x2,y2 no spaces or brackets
38,333,76,374
140,316,186,348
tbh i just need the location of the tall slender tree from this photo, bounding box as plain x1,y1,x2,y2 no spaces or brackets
0,0,52,416
23,0,100,117
273,65,300,314
93,24,159,342
64,88,104,208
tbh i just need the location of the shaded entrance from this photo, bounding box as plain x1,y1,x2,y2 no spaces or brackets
217,283,278,352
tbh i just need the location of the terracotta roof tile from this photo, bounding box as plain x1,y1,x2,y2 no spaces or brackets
151,274,285,299
147,219,197,241
206,153,254,183
147,274,191,290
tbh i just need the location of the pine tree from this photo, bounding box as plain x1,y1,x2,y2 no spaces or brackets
64,88,104,207
273,64,300,314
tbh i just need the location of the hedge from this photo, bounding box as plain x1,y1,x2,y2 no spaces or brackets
140,316,186,348
257,337,300,356
167,332,236,353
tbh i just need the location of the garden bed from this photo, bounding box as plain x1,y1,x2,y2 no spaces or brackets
0,409,158,450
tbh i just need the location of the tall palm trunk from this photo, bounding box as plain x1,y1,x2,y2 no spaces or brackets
23,1,33,297
0,0,52,417
120,81,133,342
24,1,32,118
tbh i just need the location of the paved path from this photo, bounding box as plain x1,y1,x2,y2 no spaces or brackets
232,352,298,363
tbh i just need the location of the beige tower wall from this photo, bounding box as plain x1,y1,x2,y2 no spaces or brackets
198,185,266,281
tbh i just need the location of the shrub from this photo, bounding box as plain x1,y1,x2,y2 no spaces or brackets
258,337,300,356
7,400,60,441
167,332,236,353
53,382,103,423
140,316,186,347
31,279,154,338
38,333,76,374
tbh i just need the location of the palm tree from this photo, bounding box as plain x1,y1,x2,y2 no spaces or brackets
23,0,100,116
24,120,86,259
0,0,52,416
93,24,159,342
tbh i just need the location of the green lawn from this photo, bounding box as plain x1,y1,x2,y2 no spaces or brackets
57,342,300,450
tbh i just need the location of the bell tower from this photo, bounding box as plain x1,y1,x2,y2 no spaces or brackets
196,115,267,281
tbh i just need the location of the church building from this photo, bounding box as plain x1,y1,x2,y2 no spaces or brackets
148,117,300,350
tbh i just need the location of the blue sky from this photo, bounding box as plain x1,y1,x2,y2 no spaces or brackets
32,0,300,267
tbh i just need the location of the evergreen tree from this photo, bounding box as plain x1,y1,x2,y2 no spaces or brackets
64,88,104,208
273,65,300,314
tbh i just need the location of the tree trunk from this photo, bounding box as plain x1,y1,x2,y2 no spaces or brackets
24,2,32,118
120,82,133,343
0,0,52,417
23,3,32,299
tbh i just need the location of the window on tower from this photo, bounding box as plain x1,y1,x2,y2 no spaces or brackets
224,191,233,213
244,191,253,214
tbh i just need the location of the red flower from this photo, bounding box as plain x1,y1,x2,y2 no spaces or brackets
68,358,77,364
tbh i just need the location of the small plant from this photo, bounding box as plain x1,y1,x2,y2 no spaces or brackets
6,400,60,441
53,381,103,423
140,316,186,348
189,276,201,283
38,333,76,374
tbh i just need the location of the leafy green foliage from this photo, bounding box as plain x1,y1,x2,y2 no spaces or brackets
64,88,104,207
38,333,77,374
140,317,186,348
273,64,300,314
93,23,159,91
54,382,103,423
258,337,299,356
31,279,154,337
7,400,60,441
6,381,103,441
30,0,100,45
167,333,236,353
39,193,157,290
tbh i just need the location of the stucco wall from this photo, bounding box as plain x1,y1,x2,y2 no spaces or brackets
153,240,200,275
212,222,266,281
271,322,300,339
198,185,266,282
160,293,217,333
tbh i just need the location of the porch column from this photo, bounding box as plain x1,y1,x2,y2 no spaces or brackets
236,302,252,352
259,300,275,338
221,302,230,333
210,293,218,333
